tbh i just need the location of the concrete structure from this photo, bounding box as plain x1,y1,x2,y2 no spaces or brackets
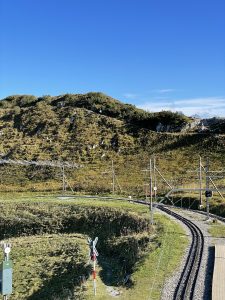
212,244,225,300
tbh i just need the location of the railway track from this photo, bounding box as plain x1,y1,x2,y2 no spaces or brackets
130,200,204,299
157,205,204,300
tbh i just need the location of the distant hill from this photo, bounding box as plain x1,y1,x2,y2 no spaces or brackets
0,93,193,132
0,91,224,160
0,92,224,194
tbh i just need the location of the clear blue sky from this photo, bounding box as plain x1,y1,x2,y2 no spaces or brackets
0,0,225,117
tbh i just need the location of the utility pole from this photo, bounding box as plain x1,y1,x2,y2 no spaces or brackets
142,167,149,201
153,156,157,202
199,156,203,207
111,160,115,194
206,157,210,218
145,183,148,201
62,164,66,194
149,158,154,225
144,167,148,201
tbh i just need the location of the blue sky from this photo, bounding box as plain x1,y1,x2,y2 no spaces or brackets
0,0,225,117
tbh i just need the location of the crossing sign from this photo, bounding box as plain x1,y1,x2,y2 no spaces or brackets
88,237,98,258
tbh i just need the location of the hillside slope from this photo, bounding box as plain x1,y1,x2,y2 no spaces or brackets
0,93,192,133
0,92,224,194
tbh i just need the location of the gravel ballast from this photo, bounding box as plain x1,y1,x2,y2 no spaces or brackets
159,207,225,300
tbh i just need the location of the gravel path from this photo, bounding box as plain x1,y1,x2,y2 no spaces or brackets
159,207,225,300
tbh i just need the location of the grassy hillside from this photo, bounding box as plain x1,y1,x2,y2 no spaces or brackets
5,234,90,300
0,198,151,299
0,92,193,162
0,93,224,195
0,93,191,132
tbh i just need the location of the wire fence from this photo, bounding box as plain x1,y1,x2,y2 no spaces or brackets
0,156,224,200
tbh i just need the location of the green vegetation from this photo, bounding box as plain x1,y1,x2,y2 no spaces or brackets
208,222,225,237
0,92,224,196
0,92,223,298
209,201,225,218
0,93,191,131
0,198,151,299
119,214,188,300
0,195,188,300
83,213,188,300
2,234,90,300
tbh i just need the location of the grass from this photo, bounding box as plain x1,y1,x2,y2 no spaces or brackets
1,234,90,300
0,192,149,215
0,193,189,300
208,222,225,238
84,213,188,300
119,214,188,300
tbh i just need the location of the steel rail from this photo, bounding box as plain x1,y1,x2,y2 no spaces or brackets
157,205,204,300
128,200,204,300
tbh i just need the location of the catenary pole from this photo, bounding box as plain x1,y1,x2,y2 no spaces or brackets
199,156,203,207
153,156,157,201
149,158,153,225
111,160,115,194
62,164,66,193
206,157,210,218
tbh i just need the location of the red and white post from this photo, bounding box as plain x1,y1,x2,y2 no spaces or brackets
92,254,97,295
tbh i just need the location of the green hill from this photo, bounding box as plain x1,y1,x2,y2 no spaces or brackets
0,92,224,195
0,93,191,132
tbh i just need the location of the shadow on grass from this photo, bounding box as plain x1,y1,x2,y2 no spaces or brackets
27,252,140,300
97,248,155,289
27,263,91,300
97,256,125,287
160,133,210,152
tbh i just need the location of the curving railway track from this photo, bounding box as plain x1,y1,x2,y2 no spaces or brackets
157,205,204,300
130,200,205,300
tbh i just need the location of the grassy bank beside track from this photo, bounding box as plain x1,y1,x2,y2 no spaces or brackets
209,222,225,238
0,193,189,299
1,234,90,300
163,193,225,219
